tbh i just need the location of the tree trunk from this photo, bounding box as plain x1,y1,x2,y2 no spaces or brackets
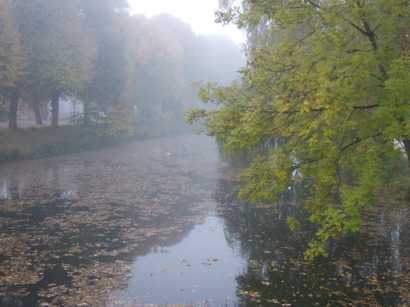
32,98,43,125
403,139,410,201
83,102,90,126
51,92,60,128
40,102,48,122
8,93,19,130
404,139,410,168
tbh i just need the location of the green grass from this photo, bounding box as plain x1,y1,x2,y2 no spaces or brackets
0,125,124,162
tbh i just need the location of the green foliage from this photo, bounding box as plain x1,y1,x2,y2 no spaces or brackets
16,0,96,95
1,0,243,135
0,0,24,91
132,15,244,133
190,0,410,259
239,151,293,204
79,1,130,114
286,216,300,232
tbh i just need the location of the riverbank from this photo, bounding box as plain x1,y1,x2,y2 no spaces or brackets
0,124,194,163
0,126,131,163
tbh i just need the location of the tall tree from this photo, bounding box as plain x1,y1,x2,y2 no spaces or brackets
0,0,24,129
79,0,129,125
16,0,96,127
134,14,244,132
189,0,410,258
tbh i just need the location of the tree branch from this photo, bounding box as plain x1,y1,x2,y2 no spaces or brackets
340,132,383,153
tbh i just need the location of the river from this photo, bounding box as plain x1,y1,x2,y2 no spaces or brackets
0,135,409,306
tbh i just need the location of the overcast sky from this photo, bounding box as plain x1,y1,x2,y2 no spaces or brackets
128,0,245,44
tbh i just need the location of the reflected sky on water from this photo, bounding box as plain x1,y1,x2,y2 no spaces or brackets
0,135,409,306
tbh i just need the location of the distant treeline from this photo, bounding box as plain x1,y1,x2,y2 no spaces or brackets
0,0,243,134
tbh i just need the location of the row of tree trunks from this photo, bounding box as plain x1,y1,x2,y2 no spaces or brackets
8,94,60,130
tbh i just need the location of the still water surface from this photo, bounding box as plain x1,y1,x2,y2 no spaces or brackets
0,135,409,306
118,216,245,305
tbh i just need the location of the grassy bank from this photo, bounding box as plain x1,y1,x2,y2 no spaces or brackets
0,123,195,163
0,125,129,163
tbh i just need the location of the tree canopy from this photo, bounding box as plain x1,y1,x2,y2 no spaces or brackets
0,0,243,133
0,0,23,92
188,0,410,259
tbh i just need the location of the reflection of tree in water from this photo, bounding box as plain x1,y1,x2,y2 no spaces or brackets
0,139,214,307
215,176,410,306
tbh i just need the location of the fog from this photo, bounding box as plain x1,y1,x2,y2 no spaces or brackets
1,1,410,306
128,0,245,44
0,0,245,134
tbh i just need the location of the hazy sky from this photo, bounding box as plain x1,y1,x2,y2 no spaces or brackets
128,0,245,44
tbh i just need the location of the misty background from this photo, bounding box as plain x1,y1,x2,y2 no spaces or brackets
0,0,245,135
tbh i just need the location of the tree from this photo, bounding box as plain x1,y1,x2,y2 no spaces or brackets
16,0,96,127
24,88,48,126
133,14,244,133
131,15,185,130
79,0,130,125
0,0,24,129
2,0,242,134
189,0,410,259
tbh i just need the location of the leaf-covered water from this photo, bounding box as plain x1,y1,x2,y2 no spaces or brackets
0,136,409,306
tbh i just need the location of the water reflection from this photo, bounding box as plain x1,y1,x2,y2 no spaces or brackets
115,216,245,305
0,136,220,306
215,175,410,306
0,135,409,306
